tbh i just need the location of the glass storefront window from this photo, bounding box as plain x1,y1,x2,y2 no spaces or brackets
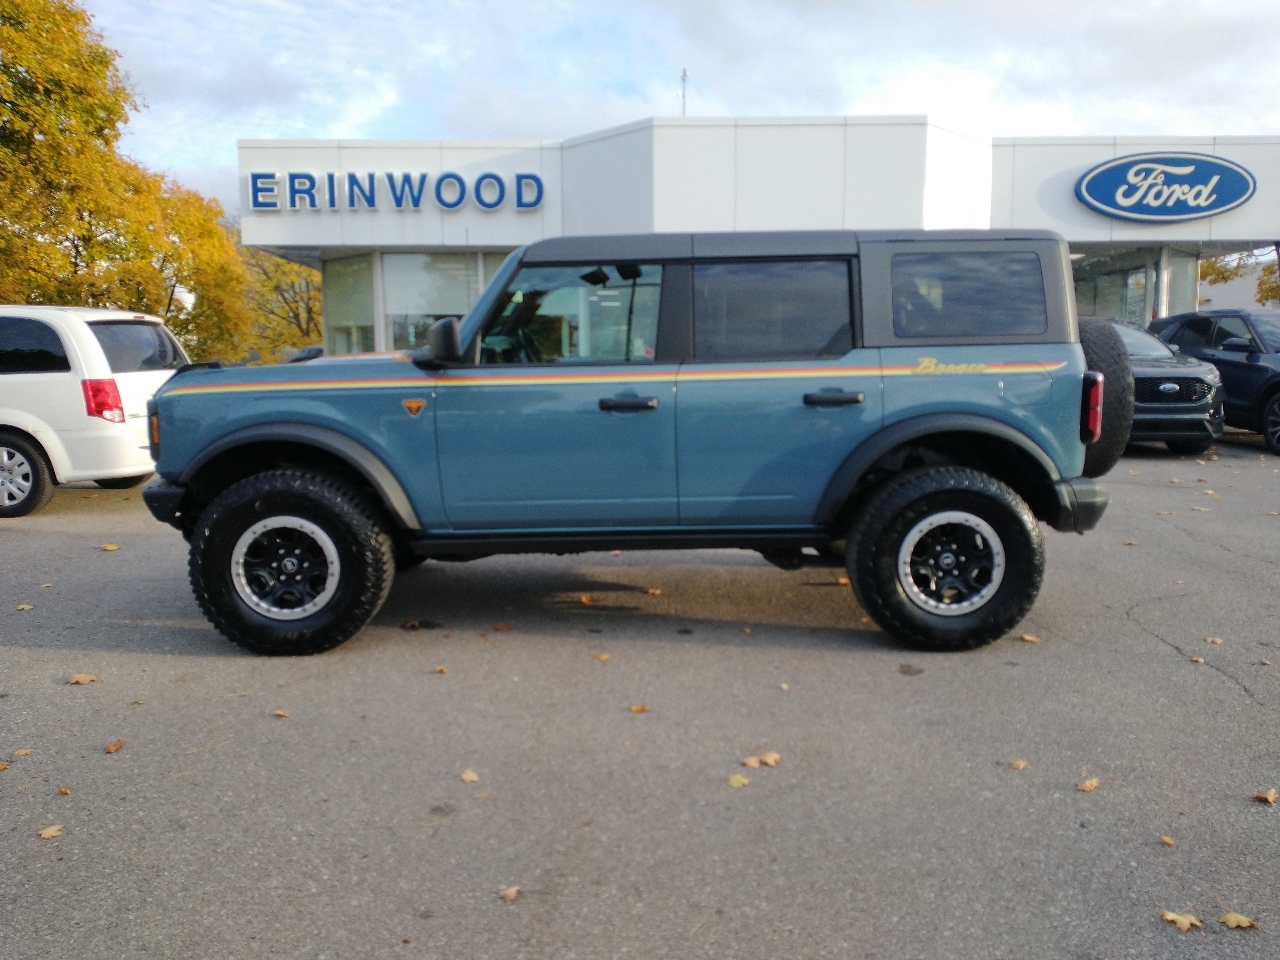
1072,247,1161,327
323,255,375,355
482,253,511,290
383,253,480,350
1166,248,1199,316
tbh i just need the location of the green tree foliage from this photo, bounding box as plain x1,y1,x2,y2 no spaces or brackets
1199,244,1280,307
0,0,274,361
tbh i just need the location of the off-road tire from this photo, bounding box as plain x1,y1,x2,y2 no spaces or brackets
189,469,395,655
0,432,55,518
95,473,152,490
1264,393,1280,455
848,466,1045,652
1166,438,1213,456
1078,317,1134,478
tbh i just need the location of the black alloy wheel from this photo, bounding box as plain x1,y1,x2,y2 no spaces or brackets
1265,394,1280,455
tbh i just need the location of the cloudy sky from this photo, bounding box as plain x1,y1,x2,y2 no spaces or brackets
81,0,1280,215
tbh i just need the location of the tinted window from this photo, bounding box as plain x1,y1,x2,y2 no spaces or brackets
891,252,1047,338
0,317,71,374
1211,315,1255,349
693,260,851,362
1250,312,1280,352
1170,316,1213,349
89,322,187,372
480,264,661,364
1113,323,1173,359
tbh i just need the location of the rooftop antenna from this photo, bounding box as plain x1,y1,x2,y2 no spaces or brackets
680,68,689,116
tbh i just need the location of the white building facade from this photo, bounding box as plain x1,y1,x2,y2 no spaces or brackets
237,116,1280,354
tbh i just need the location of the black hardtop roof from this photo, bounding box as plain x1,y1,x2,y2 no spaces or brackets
520,229,1065,263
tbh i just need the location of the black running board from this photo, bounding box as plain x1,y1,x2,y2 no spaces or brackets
405,527,829,558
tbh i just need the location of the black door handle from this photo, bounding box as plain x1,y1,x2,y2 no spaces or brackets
599,396,659,411
803,391,865,407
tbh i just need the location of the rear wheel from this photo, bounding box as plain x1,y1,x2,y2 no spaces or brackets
95,473,151,489
189,470,395,655
0,433,55,518
1264,394,1280,455
848,467,1044,652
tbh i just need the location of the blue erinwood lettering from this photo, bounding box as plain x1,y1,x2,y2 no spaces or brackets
386,173,428,209
250,172,278,209
288,173,317,209
347,172,377,209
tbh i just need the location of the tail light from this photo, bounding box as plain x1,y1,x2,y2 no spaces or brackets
82,379,125,423
1080,372,1104,444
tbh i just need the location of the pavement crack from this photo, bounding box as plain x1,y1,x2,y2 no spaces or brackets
1124,595,1269,712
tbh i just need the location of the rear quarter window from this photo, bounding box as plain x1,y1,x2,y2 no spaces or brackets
0,317,71,373
891,252,1048,339
89,322,188,372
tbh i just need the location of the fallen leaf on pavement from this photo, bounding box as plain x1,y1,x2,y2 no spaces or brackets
760,752,781,767
836,576,851,586
1169,478,1181,483
611,550,622,557
1195,459,1206,465
460,769,480,783
105,740,123,754
498,885,521,901
39,583,52,589
67,674,98,685
132,700,144,705
1128,470,1139,476
742,756,761,769
274,710,290,718
742,627,752,635
1206,637,1223,644
593,653,610,662
580,594,594,605
1124,540,1138,546
493,623,513,632
1010,759,1027,770
401,620,421,630
1160,835,1175,846
629,704,650,713
16,604,33,611
1219,911,1257,929
37,824,63,840
434,666,447,674
1193,506,1210,511
1077,777,1100,792
728,774,749,788
100,544,119,551
1253,788,1277,804
1197,477,1208,482
57,785,71,795
1020,634,1040,643
0,762,7,771
646,588,662,595
1262,660,1272,666
14,749,33,757
779,683,789,691
1190,657,1205,664
1162,910,1202,932
1157,510,1175,516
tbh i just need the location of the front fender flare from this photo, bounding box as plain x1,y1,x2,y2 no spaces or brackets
179,423,421,530
814,413,1062,526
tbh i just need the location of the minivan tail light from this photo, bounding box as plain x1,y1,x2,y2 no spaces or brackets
82,379,125,423
1081,372,1104,444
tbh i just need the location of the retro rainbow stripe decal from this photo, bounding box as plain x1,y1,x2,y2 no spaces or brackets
164,358,1068,396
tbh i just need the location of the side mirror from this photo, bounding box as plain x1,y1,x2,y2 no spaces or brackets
412,317,462,368
1220,337,1253,353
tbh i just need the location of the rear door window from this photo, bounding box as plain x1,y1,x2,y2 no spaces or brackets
891,252,1047,338
693,260,852,362
0,317,71,373
88,322,188,372
1169,317,1213,350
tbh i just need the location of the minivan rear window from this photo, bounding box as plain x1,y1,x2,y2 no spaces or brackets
89,322,188,373
892,252,1048,338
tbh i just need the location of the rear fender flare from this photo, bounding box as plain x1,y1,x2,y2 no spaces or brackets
814,413,1061,526
179,423,420,530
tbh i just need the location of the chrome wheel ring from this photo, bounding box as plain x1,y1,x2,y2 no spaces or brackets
231,516,341,621
0,446,33,506
897,510,1006,617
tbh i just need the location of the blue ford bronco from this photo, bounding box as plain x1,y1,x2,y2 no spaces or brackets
144,230,1126,656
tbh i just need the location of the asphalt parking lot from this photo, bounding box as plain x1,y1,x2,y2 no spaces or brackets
2,435,1278,959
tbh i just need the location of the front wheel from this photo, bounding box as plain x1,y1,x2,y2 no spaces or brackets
189,470,395,655
1264,394,1280,455
848,467,1045,652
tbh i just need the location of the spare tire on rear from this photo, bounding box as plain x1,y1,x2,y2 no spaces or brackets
1078,317,1134,478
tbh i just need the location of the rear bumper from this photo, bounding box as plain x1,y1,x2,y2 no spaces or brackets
142,477,188,531
1049,477,1109,533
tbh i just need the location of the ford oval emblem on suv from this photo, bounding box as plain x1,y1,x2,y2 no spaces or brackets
1075,153,1256,223
1159,382,1181,394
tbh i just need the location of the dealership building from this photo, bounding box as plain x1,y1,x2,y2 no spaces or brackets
237,116,1280,355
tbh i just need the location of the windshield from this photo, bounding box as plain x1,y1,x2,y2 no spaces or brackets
1250,312,1280,352
88,321,189,372
1112,322,1174,359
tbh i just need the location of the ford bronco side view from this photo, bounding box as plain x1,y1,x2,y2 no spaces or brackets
144,230,1122,656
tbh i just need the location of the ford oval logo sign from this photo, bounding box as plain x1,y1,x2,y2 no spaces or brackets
1075,152,1256,223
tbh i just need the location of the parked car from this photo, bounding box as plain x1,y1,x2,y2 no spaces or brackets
1151,309,1280,454
145,229,1120,657
1108,321,1223,455
0,307,189,517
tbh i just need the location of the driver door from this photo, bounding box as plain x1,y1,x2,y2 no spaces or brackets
434,262,679,530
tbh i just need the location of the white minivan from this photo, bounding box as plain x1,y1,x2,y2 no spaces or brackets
0,306,190,517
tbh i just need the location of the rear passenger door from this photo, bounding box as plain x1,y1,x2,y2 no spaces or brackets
675,259,882,526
